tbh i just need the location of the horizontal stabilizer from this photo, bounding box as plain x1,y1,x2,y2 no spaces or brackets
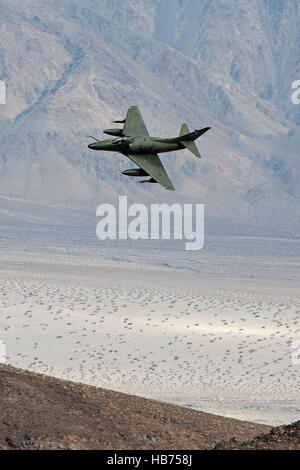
180,139,202,158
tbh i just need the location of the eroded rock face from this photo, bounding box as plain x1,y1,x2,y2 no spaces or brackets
214,421,300,450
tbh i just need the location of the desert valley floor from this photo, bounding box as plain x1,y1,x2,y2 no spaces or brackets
1,238,299,426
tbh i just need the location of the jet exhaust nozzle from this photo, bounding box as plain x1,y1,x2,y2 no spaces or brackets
122,168,149,177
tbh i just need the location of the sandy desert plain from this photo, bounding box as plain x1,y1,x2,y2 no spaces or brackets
0,230,299,426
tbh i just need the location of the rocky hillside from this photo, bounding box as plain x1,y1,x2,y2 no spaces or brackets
0,364,270,450
214,421,300,450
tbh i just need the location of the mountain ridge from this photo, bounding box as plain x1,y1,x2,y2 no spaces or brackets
0,363,272,450
0,0,299,235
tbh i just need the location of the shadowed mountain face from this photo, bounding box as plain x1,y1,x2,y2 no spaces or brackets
214,421,300,450
0,0,299,235
0,364,271,450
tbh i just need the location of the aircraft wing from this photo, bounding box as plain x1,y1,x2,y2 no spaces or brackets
126,153,175,191
123,106,149,137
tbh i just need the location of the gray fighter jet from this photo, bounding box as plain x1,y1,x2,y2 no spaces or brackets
88,105,210,190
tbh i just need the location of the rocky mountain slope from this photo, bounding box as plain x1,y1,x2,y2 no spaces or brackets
0,364,271,450
214,420,300,450
0,0,299,235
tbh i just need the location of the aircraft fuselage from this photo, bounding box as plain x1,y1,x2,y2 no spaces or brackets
88,136,184,155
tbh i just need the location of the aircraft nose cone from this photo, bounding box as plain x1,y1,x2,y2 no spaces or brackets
88,143,96,149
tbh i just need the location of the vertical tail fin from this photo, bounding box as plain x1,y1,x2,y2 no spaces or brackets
180,123,190,137
179,125,211,158
179,123,201,158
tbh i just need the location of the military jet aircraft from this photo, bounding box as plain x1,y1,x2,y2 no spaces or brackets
88,105,210,191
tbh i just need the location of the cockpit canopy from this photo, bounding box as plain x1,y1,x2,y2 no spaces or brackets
112,138,127,145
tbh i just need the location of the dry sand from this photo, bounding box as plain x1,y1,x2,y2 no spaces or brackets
1,249,299,426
